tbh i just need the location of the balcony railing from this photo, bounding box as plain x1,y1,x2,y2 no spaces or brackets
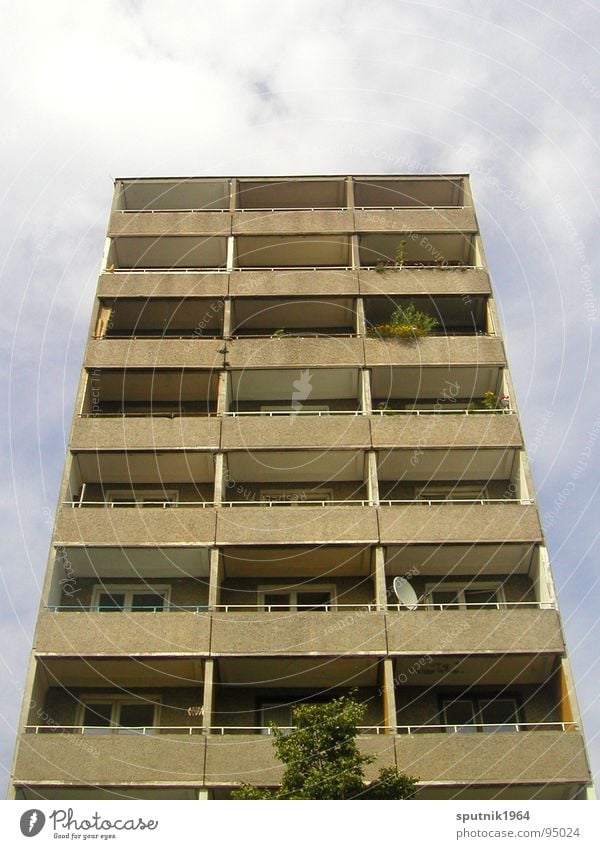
46,600,555,613
23,721,578,736
63,497,532,509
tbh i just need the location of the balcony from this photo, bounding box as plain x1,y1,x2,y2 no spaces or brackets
386,607,563,656
232,176,354,235
230,296,357,338
85,337,222,369
229,268,359,297
71,414,221,450
115,178,231,212
216,505,378,546
228,367,361,413
236,178,347,210
35,610,212,656
364,294,489,337
378,502,542,546
79,368,219,417
14,726,587,794
359,231,476,269
107,236,228,271
97,270,229,299
393,728,589,790
235,234,351,269
365,334,505,368
353,176,465,209
55,506,218,547
226,336,364,368
96,297,224,339
371,363,505,405
222,413,369,450
371,409,521,450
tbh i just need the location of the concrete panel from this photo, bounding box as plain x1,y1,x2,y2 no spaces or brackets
84,339,223,369
109,211,232,237
394,731,590,785
227,338,365,368
97,272,229,299
71,416,221,450
215,506,379,545
359,267,490,296
364,335,506,366
210,611,387,655
355,207,478,233
371,412,522,449
204,734,396,785
13,734,207,785
229,270,359,297
378,503,542,544
385,609,564,655
232,210,354,235
222,415,370,450
55,507,217,547
35,611,212,656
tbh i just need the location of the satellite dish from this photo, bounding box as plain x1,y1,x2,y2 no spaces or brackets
393,577,419,610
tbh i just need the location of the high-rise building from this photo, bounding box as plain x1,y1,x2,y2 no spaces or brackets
10,175,593,800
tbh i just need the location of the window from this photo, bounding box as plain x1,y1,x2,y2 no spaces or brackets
80,698,159,733
260,405,330,413
259,701,295,734
417,484,486,502
425,582,505,610
105,489,179,507
260,488,333,504
91,584,170,612
442,695,520,732
259,585,336,611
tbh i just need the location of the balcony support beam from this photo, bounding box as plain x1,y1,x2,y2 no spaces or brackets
382,658,397,733
366,450,379,506
217,370,229,416
202,659,216,734
360,368,372,414
373,545,387,610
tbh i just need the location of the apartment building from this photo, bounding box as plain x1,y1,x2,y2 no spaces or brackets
9,174,593,800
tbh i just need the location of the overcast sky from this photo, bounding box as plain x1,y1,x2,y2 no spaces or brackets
0,0,598,795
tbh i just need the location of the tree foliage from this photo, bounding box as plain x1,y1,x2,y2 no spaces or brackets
232,694,418,800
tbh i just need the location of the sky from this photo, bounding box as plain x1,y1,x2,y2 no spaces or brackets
0,0,598,795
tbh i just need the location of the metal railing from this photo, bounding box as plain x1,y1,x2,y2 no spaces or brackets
75,408,514,418
46,600,556,614
115,205,468,214
23,721,578,736
104,265,485,274
63,497,532,509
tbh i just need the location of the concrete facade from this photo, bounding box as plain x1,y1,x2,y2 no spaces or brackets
9,174,593,801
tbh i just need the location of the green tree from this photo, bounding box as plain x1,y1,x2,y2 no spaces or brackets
232,694,418,800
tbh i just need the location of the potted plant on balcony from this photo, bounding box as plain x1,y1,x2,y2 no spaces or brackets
368,302,439,340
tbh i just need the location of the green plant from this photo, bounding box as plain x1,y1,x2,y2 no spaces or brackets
232,693,418,800
374,261,387,274
272,328,288,338
481,390,499,409
368,302,439,340
394,239,406,267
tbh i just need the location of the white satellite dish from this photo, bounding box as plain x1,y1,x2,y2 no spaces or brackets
393,577,419,610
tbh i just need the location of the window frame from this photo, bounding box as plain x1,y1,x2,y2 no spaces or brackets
440,693,521,732
105,488,179,506
424,581,506,610
259,487,334,504
91,583,171,612
258,583,337,611
78,695,161,730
